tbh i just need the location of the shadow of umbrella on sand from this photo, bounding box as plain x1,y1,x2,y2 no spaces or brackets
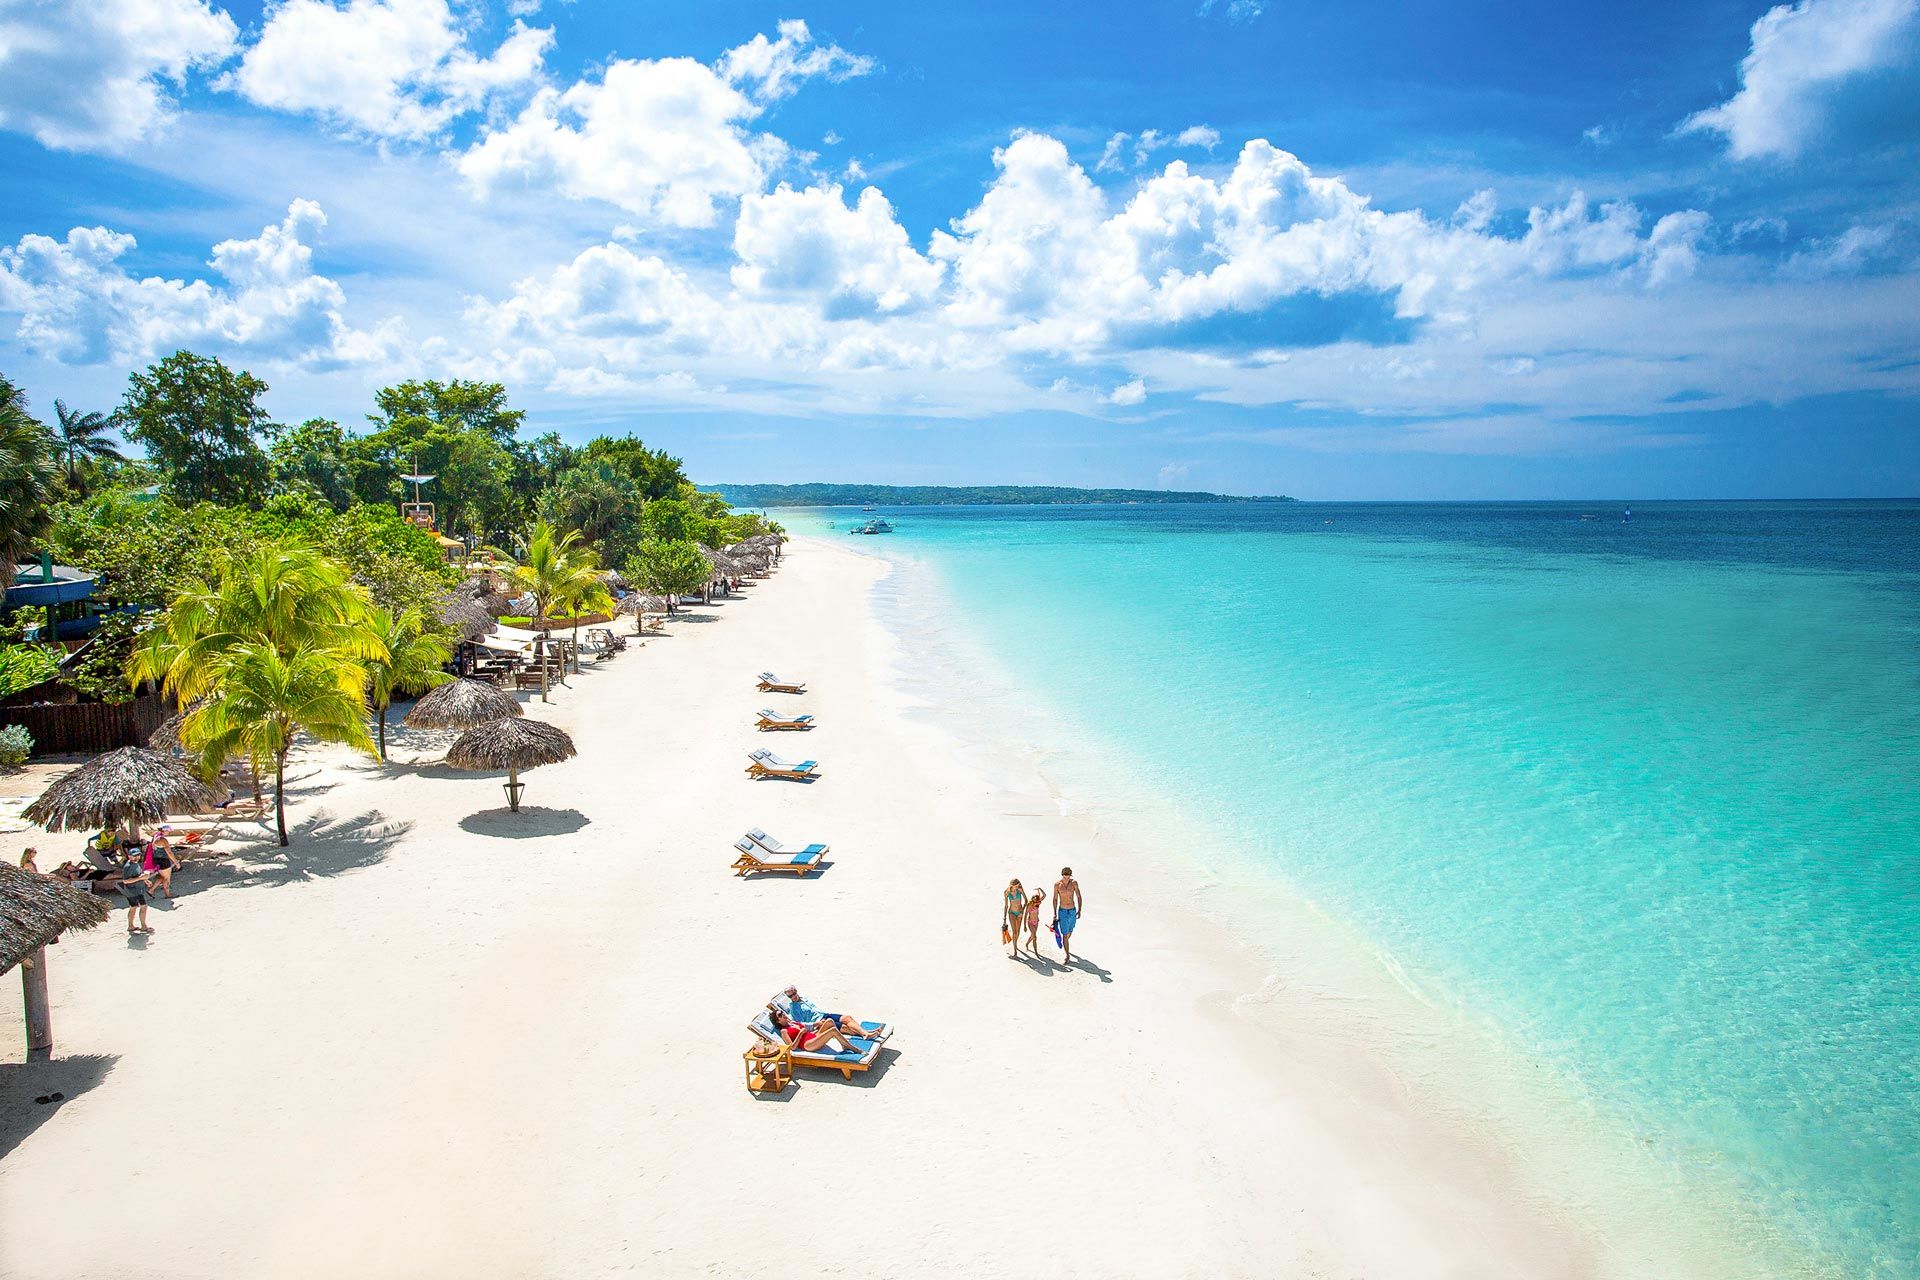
445,718,576,813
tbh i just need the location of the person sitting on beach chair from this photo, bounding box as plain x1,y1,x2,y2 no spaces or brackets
768,1008,857,1054
773,986,875,1042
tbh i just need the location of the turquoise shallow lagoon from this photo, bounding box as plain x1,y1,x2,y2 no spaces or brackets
789,500,1920,1276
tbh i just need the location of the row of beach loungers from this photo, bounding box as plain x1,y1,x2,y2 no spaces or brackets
737,669,893,1083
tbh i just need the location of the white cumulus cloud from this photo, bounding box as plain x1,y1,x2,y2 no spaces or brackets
733,183,943,313
0,200,396,368
1681,0,1920,159
1106,378,1147,405
226,0,552,139
0,0,237,151
459,53,775,226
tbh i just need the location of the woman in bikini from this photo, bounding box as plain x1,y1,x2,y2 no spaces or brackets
1003,878,1027,956
768,1008,857,1054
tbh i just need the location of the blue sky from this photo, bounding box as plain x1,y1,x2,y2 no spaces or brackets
0,0,1916,498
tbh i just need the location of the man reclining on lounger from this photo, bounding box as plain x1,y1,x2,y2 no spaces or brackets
774,985,871,1041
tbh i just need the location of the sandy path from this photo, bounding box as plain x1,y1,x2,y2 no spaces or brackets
2,537,1611,1279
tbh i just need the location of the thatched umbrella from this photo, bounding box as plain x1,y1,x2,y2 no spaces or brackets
1,862,109,1062
25,747,217,842
446,718,576,813
406,678,523,729
435,591,496,642
601,568,629,592
475,590,513,616
616,592,669,631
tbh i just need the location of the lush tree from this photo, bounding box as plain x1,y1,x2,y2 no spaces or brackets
498,521,607,700
638,497,701,545
119,351,273,504
539,461,642,567
581,434,686,501
45,493,258,606
269,418,365,510
185,641,377,846
128,538,385,845
252,493,456,617
628,538,712,610
365,605,453,761
368,379,525,448
0,376,57,589
51,400,124,492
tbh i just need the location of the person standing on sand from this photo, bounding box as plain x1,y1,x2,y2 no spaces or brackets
1003,878,1027,957
1053,867,1083,963
1024,890,1047,956
19,846,38,873
118,849,155,934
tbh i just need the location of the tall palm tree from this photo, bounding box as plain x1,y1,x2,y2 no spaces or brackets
185,641,377,847
366,605,454,761
129,539,384,706
0,377,57,591
128,537,387,838
499,521,607,701
51,400,123,492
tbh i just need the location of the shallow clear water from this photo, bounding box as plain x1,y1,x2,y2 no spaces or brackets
792,501,1920,1277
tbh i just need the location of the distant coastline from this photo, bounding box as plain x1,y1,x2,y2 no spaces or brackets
708,483,1295,507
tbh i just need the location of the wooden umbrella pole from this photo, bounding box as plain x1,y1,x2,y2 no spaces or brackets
22,948,51,1063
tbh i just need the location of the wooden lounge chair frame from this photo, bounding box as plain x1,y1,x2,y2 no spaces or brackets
755,709,814,731
747,1012,891,1081
745,750,817,781
756,673,806,694
730,837,825,877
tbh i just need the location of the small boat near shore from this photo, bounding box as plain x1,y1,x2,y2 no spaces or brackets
850,517,894,534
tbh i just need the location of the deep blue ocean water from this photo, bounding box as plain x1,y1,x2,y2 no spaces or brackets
791,500,1920,1276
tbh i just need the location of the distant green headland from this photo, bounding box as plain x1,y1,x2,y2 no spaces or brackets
709,484,1294,508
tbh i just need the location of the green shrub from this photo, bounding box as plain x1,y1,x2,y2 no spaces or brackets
0,643,60,699
0,724,33,767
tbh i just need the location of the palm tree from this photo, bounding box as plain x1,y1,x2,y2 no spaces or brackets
499,522,607,701
184,641,377,847
366,605,454,761
0,377,57,591
127,537,387,836
51,400,123,492
129,539,384,706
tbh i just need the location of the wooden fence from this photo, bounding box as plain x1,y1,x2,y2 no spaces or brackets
1,691,169,757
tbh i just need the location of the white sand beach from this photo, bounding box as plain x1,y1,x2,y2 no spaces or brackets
3,536,1704,1278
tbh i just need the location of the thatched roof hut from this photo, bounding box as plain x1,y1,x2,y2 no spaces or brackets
446,718,577,812
406,678,522,730
435,591,496,642
0,862,108,976
24,747,217,836
2,860,110,1061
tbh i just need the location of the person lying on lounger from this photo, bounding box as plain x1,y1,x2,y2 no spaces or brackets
768,1008,858,1054
777,986,871,1040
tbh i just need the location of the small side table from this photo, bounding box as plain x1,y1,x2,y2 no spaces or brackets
744,1042,792,1094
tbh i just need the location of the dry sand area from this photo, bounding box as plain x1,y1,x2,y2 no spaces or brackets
2,536,1632,1279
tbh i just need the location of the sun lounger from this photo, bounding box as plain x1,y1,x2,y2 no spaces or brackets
747,1010,891,1080
757,672,806,694
731,837,825,877
745,829,828,859
755,708,815,731
766,993,891,1044
746,749,818,781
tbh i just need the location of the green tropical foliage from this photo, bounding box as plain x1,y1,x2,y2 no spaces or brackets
183,641,378,846
629,538,712,606
498,521,609,699
0,642,61,699
119,351,273,504
51,400,124,491
0,376,58,590
366,605,454,760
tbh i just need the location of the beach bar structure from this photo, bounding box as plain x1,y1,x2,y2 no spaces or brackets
1,862,109,1062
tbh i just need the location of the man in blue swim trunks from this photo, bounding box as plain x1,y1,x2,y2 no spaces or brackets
1053,867,1083,963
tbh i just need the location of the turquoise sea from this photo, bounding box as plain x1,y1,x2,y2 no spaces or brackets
790,501,1919,1277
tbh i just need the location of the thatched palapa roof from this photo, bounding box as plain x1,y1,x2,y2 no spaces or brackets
0,862,109,974
435,591,497,641
615,593,668,616
24,747,217,833
407,678,523,729
446,718,577,773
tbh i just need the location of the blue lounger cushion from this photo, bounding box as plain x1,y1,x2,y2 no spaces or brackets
791,850,822,865
795,761,817,771
797,842,827,857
